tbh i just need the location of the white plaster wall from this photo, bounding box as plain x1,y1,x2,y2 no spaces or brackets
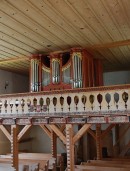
103,71,130,86
0,69,29,94
30,126,66,154
0,69,29,154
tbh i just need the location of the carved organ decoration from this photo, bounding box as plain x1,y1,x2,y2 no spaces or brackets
30,48,103,92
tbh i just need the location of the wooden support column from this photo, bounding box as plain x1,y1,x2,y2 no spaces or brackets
96,124,102,160
114,124,120,156
51,131,57,158
66,124,74,171
11,125,18,171
77,125,84,161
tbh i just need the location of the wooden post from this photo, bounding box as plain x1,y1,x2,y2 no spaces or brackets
51,130,57,158
11,125,18,171
77,124,83,162
114,124,120,156
66,124,74,171
96,124,102,160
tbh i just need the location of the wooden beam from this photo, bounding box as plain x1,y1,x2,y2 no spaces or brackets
96,124,102,160
101,124,115,139
87,128,96,140
11,125,18,171
49,125,66,144
0,57,29,64
41,39,130,57
18,125,32,142
73,124,91,144
87,39,130,50
113,124,130,148
40,124,51,138
120,139,130,156
66,124,74,171
0,125,11,142
51,131,57,158
60,125,66,133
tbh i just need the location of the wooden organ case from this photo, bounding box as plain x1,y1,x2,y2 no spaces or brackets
30,48,103,92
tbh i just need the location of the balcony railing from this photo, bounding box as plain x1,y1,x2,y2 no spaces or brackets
0,84,129,124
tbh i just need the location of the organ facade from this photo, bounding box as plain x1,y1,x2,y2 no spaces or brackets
30,47,103,92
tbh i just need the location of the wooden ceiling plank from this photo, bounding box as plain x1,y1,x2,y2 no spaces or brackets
1,0,69,50
30,0,90,47
0,31,38,53
0,60,29,71
0,12,55,52
0,23,50,52
0,66,27,75
0,125,11,142
0,64,28,73
101,0,127,40
0,42,29,57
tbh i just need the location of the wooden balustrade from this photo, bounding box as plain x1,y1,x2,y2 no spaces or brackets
0,84,129,124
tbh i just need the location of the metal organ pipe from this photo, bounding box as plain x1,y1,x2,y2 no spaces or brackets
55,61,57,83
73,56,75,88
77,56,80,87
72,53,83,88
36,62,38,91
30,59,39,92
75,56,78,88
78,57,82,88
52,61,54,83
52,59,60,84
31,60,34,92
57,61,60,83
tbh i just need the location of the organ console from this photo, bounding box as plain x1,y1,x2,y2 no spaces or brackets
30,47,103,92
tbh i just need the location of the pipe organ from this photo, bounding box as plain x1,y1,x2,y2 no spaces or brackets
30,48,103,92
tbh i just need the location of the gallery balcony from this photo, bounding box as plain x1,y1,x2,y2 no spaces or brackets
0,84,129,125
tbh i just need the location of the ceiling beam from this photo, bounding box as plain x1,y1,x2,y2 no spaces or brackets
0,57,30,64
87,39,130,50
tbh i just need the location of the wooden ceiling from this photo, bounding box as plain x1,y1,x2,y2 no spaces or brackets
0,0,130,74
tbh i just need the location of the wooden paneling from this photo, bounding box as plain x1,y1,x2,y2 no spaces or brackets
0,0,130,73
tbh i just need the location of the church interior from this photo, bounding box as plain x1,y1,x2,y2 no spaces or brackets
0,0,130,171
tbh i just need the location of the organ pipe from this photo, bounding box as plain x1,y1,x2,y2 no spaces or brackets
30,58,39,92
52,59,60,84
72,52,82,88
